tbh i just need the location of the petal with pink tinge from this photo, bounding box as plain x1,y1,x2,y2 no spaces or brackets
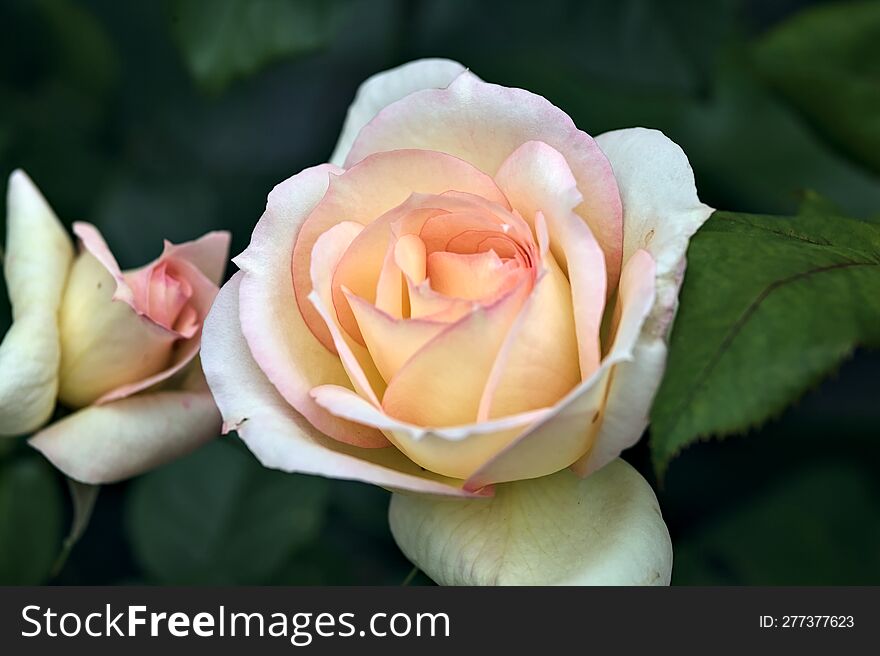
330,58,468,166
495,140,607,377
234,164,386,448
30,389,220,484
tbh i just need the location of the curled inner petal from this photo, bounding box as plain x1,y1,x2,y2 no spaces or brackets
304,186,552,434
328,191,536,349
128,261,198,337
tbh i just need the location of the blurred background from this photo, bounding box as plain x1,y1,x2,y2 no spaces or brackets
0,0,878,585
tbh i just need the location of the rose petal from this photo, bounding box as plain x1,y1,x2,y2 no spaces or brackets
234,164,386,448
74,223,227,339
160,231,231,286
329,58,467,166
201,272,489,497
464,250,656,490
57,254,174,408
344,290,447,382
374,233,430,317
309,221,387,407
427,250,516,300
596,128,712,267
72,222,140,311
477,246,580,419
571,128,713,475
330,191,525,346
0,171,74,435
406,276,475,322
571,337,667,477
389,459,672,585
29,389,220,484
382,281,530,431
312,384,549,481
495,140,607,377
344,70,623,286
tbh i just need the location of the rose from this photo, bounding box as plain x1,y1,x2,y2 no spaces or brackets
0,171,230,483
201,59,712,584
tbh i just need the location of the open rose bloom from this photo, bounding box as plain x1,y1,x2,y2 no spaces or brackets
202,59,713,585
0,171,229,483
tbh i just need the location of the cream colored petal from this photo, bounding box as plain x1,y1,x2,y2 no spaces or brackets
29,389,220,484
0,171,73,435
572,129,713,475
329,58,467,166
595,128,713,340
478,248,580,419
389,460,672,585
345,290,446,382
57,252,177,408
382,282,529,428
571,337,667,477
94,257,219,405
312,383,549,481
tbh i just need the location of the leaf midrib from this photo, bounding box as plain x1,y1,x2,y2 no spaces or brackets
660,259,879,452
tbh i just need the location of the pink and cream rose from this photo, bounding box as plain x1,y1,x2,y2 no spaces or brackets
202,59,712,585
0,170,230,483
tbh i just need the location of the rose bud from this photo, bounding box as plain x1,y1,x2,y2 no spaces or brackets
0,170,231,484
57,223,222,408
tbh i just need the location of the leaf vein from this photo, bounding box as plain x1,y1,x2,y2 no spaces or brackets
665,259,877,443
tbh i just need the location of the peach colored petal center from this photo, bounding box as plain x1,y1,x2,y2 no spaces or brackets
297,189,546,426
427,250,522,301
126,259,199,338
326,192,539,349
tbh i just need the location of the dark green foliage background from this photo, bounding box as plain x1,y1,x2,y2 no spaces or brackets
0,0,877,585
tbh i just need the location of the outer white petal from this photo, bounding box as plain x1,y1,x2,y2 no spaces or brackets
389,459,672,585
0,171,73,436
573,129,713,475
329,58,467,166
595,128,713,339
29,388,220,484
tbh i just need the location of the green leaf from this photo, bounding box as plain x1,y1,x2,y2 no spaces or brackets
673,462,880,584
169,0,347,92
0,456,63,584
127,439,329,584
651,208,880,474
752,0,880,174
